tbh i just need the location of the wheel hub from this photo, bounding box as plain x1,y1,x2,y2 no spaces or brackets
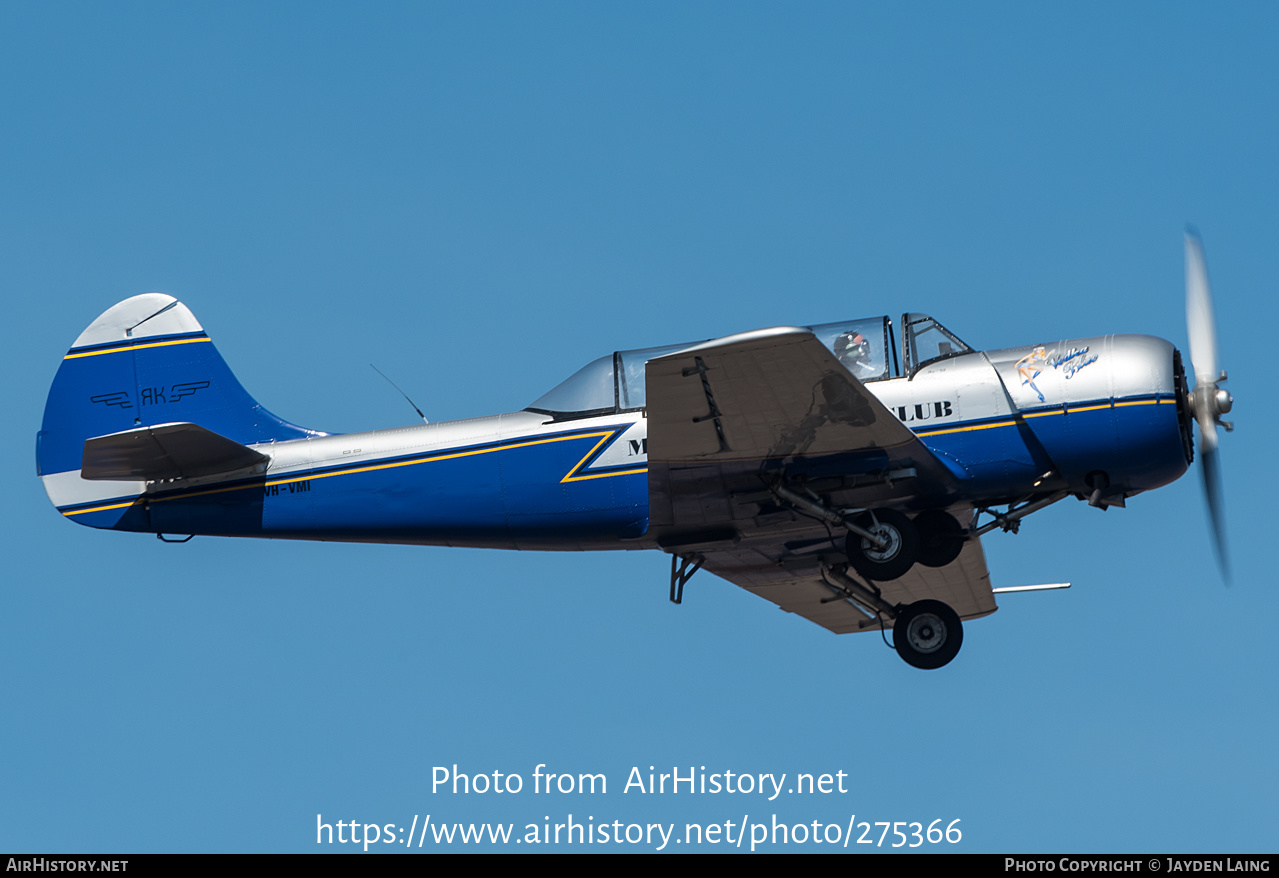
906,613,946,654
861,524,902,562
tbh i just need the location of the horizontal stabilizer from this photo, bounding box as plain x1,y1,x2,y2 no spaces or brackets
81,422,269,482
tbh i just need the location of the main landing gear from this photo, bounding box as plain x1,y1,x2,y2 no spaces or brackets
844,509,917,581
821,565,964,670
840,508,966,580
767,481,968,583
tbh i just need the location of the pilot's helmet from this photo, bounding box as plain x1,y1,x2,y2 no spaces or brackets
836,331,868,361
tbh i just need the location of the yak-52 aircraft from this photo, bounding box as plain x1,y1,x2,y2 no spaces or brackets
37,233,1233,669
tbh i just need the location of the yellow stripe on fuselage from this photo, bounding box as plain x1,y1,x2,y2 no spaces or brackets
915,397,1168,437
915,419,1018,437
62,427,646,516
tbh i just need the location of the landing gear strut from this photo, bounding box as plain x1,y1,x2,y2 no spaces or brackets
821,567,964,670
767,480,922,581
845,509,919,581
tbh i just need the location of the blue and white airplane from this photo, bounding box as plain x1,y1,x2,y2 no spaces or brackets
36,234,1232,669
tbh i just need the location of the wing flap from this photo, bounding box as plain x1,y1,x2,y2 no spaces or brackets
81,422,269,481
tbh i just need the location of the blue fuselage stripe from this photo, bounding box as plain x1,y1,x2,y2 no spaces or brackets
61,423,652,547
58,393,1187,543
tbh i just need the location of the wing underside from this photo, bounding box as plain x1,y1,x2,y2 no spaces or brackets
645,327,997,634
677,516,996,634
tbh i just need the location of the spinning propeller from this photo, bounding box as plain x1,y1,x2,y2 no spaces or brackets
1184,229,1234,580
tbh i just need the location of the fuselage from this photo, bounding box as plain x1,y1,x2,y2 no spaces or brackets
47,327,1191,551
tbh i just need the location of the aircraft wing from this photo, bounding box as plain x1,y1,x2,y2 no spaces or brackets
677,522,997,634
645,326,962,534
645,327,931,466
644,327,996,633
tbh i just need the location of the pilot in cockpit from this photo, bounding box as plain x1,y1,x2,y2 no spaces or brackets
835,330,876,378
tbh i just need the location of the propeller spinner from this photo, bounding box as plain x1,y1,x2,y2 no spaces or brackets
1184,229,1234,580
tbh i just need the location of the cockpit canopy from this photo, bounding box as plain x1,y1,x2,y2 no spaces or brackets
901,312,971,376
526,314,970,418
525,341,696,417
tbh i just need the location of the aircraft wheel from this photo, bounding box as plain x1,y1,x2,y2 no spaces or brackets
913,509,965,568
893,599,963,670
846,509,918,581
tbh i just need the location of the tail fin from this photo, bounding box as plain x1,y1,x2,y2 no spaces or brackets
38,294,324,525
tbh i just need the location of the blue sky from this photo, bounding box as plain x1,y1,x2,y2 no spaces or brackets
2,2,1275,853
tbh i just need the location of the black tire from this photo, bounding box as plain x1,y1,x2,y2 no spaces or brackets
913,509,965,568
893,600,963,670
845,509,919,581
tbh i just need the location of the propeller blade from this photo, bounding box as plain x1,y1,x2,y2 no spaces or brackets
1184,227,1231,583
1199,430,1230,583
1185,229,1219,387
